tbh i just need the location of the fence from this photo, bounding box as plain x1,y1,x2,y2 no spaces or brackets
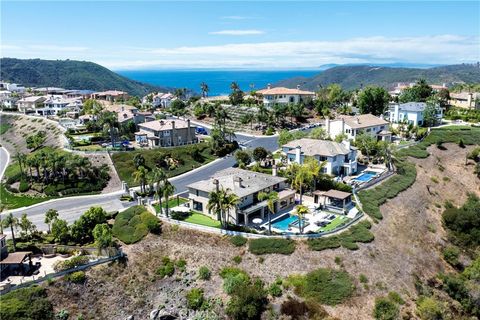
0,249,124,295
146,204,365,240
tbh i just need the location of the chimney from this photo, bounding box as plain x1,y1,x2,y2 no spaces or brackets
213,178,219,191
267,83,271,89
171,121,176,146
187,119,191,144
234,176,243,188
295,146,302,164
355,117,360,125
272,164,277,176
325,117,330,136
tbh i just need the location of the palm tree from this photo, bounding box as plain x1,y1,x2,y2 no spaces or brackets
303,157,325,192
13,152,27,179
162,180,175,217
258,191,278,235
3,213,18,251
133,166,149,193
293,204,309,234
230,82,240,92
207,188,239,228
200,82,209,98
292,165,313,204
240,112,255,130
44,209,59,234
150,168,168,216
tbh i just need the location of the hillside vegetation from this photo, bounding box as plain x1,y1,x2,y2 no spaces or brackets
0,58,168,96
276,64,480,90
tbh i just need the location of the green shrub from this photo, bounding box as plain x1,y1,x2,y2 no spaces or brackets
65,271,86,284
416,296,444,320
0,285,54,319
291,268,354,306
54,256,89,272
176,259,187,272
112,206,161,244
229,235,247,247
388,291,405,305
248,238,295,255
224,273,250,295
225,279,268,320
156,257,175,278
232,256,242,264
359,274,369,283
373,297,399,320
442,246,460,267
186,288,204,310
268,282,282,297
18,180,30,192
198,266,211,280
220,266,247,279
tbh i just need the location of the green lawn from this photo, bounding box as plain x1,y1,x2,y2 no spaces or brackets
73,144,104,151
318,215,350,232
0,184,55,210
0,123,11,135
111,143,217,187
184,212,221,228
154,197,188,212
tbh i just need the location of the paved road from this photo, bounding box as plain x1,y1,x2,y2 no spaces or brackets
0,130,281,234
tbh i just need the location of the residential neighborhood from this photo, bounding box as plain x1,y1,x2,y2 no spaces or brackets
1,1,479,319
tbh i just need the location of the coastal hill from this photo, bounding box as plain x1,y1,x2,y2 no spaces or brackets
0,58,168,97
275,64,480,90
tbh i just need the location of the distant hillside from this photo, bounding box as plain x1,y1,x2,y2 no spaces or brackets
276,64,480,91
0,58,169,96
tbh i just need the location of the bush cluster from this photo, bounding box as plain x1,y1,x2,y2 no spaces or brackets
65,271,86,284
0,286,54,319
156,257,175,278
308,220,374,251
112,206,161,244
54,255,89,272
248,238,296,255
229,235,247,247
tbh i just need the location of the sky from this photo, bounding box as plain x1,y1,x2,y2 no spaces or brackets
1,1,479,70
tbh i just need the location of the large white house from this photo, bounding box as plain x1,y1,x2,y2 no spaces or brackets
187,168,295,225
16,96,47,113
388,102,443,127
282,138,358,176
256,85,315,106
325,114,391,142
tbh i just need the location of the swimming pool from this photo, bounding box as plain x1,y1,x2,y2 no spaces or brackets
271,214,298,231
353,171,378,182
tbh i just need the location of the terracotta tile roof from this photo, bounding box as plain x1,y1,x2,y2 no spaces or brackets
256,87,315,95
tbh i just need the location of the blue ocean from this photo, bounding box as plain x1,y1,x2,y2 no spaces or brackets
117,70,320,96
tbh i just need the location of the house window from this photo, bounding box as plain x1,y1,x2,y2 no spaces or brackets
319,156,327,161
366,128,371,132
346,129,351,133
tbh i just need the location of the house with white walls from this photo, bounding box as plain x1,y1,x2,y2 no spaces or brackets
387,102,443,126
256,85,315,106
282,138,358,176
325,114,391,142
187,168,295,225
16,96,47,113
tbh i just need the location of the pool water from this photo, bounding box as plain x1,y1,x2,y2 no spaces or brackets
354,171,377,182
271,214,298,231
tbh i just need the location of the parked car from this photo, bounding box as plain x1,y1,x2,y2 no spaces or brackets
195,127,208,135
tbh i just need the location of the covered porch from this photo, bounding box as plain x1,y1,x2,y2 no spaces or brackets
0,252,33,280
313,189,353,214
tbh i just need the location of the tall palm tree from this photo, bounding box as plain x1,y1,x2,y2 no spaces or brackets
133,166,149,193
207,188,239,228
292,165,313,204
258,191,278,235
303,157,325,192
293,204,309,234
230,82,240,92
162,180,175,217
200,82,209,98
13,152,27,179
150,168,168,216
3,213,18,251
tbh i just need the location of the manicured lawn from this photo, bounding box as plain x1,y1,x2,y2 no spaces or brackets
318,215,350,232
0,184,54,210
111,143,217,187
154,197,188,212
73,144,104,151
0,123,11,135
184,212,221,228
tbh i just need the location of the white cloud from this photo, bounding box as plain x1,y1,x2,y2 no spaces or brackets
209,30,265,36
1,35,478,70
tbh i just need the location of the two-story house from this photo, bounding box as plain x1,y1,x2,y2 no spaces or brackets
36,95,83,116
388,102,443,127
16,96,47,113
256,85,315,106
105,104,154,124
135,119,197,148
326,114,391,142
91,90,129,102
449,92,480,110
282,138,358,176
187,168,296,225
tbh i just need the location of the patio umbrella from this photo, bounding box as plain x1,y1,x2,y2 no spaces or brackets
252,218,263,224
